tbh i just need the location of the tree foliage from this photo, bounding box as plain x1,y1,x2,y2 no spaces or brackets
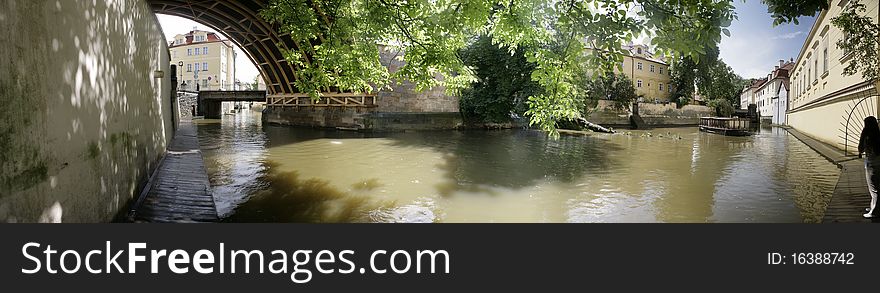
584,73,637,111
261,0,738,136
698,59,746,109
668,45,743,109
459,35,541,123
761,0,828,25
831,1,880,82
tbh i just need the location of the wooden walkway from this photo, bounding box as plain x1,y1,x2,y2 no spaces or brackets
786,128,877,223
129,121,218,223
823,160,875,223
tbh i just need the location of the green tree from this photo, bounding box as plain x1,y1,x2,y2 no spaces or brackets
669,56,698,106
261,0,738,136
584,73,637,111
762,0,828,25
831,1,880,82
698,60,746,108
459,35,542,123
251,76,260,90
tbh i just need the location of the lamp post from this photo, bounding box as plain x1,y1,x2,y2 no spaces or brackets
177,61,184,90
194,68,200,91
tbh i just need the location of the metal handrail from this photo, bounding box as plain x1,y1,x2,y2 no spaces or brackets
843,94,875,155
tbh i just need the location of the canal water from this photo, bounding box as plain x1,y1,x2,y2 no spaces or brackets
196,109,840,223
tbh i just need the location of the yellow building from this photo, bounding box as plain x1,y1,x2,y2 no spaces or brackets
619,44,673,103
169,29,235,91
787,0,879,153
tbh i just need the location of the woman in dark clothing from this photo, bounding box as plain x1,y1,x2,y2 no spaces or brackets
858,116,880,218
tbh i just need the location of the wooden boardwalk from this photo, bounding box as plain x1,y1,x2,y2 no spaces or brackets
823,160,875,223
786,128,877,223
129,122,218,223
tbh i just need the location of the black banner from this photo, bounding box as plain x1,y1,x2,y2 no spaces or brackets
0,224,876,291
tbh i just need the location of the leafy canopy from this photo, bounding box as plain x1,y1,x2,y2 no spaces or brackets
459,35,541,123
831,1,880,82
261,0,738,136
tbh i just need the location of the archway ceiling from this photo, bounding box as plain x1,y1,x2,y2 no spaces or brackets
149,0,301,96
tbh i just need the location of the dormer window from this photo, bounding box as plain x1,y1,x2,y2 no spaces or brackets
637,48,642,54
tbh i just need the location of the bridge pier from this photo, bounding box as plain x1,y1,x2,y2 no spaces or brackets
199,100,223,119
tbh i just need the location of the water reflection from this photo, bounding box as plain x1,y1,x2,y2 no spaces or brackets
197,110,840,223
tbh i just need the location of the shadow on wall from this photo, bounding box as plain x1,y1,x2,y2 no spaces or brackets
0,0,173,222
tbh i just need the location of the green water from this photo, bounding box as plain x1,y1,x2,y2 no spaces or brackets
196,109,840,223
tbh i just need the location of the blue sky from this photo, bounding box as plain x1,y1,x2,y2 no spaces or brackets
720,0,817,79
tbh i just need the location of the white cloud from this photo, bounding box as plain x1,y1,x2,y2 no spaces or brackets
771,31,804,40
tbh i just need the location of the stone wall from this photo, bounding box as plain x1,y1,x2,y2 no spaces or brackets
376,46,459,113
586,100,713,127
0,0,174,222
178,93,198,120
263,107,374,129
263,46,462,130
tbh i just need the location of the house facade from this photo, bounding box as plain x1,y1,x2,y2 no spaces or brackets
618,44,673,103
755,60,794,123
787,0,879,152
169,28,236,91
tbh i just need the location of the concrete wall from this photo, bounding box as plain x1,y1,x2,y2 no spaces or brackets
789,95,877,153
0,0,174,222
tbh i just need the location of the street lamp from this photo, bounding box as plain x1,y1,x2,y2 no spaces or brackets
177,61,184,90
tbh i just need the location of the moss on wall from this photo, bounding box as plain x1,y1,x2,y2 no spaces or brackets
0,52,48,194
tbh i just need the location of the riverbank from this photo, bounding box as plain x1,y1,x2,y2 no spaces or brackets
785,127,876,223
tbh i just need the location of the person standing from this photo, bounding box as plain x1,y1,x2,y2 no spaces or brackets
858,116,880,218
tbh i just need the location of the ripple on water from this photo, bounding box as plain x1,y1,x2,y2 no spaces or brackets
199,113,841,223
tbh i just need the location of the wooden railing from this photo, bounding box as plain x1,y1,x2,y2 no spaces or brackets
699,117,751,130
266,92,378,107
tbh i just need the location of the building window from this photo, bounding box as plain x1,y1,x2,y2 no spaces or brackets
202,79,209,87
195,63,200,71
659,83,663,91
637,80,642,88
659,67,664,75
203,62,208,71
637,48,642,54
194,48,200,55
637,62,643,70
203,47,208,55
186,64,192,72
823,48,828,75
650,64,655,72
187,48,192,56
814,59,818,82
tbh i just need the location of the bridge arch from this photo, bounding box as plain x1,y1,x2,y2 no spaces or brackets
148,0,298,96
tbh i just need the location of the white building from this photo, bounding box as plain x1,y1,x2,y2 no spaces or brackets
788,0,879,152
740,78,765,109
754,60,794,123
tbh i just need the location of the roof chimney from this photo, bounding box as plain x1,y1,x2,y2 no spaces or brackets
779,59,784,67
